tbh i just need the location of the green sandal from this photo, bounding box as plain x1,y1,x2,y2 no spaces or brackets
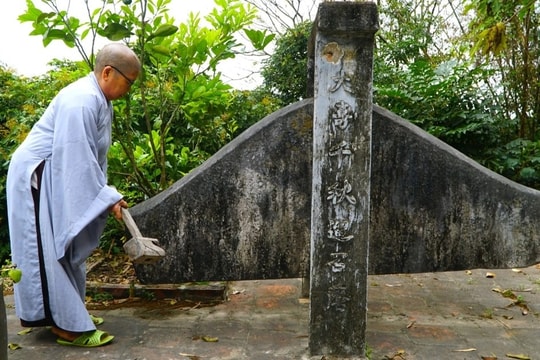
90,314,104,326
56,329,114,347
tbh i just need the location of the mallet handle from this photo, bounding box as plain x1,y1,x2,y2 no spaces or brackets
121,208,143,238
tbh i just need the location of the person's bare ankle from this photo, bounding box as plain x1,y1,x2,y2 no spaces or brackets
51,326,82,341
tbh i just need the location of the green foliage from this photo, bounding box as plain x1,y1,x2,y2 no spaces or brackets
376,0,447,64
244,28,275,51
480,139,540,189
108,0,263,197
98,216,128,256
465,0,540,140
19,0,95,67
261,20,312,105
227,88,282,135
18,0,80,47
374,59,508,157
86,289,114,302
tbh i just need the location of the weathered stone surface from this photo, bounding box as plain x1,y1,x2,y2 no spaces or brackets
369,105,540,274
316,1,379,34
309,1,377,356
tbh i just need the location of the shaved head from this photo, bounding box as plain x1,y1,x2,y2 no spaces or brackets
94,43,141,76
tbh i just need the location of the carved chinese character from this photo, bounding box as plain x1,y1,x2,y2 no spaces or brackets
327,285,351,312
330,100,354,136
329,140,353,169
327,219,354,243
327,180,357,206
328,252,348,273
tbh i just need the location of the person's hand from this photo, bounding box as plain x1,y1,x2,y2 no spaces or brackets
110,199,128,220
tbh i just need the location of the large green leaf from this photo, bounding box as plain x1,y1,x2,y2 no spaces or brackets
147,24,178,41
101,23,132,41
244,29,275,51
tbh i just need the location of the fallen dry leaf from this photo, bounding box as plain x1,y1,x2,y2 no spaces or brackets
511,268,523,273
8,343,21,350
453,348,476,352
168,298,178,305
466,270,472,275
486,272,496,278
492,288,531,315
17,328,32,336
506,354,531,360
202,336,219,342
384,349,406,359
481,356,497,360
179,353,201,360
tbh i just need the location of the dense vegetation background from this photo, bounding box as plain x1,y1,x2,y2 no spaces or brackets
1,0,539,263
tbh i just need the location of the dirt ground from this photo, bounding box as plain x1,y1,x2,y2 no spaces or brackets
86,248,137,285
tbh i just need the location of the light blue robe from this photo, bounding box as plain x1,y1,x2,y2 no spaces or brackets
6,73,123,332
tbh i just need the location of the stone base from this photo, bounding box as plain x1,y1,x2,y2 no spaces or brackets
86,281,227,302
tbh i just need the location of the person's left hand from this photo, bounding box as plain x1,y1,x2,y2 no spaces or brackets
110,199,128,220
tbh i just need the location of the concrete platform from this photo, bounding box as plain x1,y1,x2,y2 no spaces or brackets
6,264,540,359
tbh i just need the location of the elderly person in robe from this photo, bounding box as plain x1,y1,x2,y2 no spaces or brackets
6,43,141,347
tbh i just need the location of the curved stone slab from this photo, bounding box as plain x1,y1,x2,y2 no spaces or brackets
130,99,314,283
370,105,540,274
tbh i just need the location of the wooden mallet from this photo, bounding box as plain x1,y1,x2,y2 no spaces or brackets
121,208,166,264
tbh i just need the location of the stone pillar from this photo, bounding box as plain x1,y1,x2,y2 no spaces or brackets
309,2,378,357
